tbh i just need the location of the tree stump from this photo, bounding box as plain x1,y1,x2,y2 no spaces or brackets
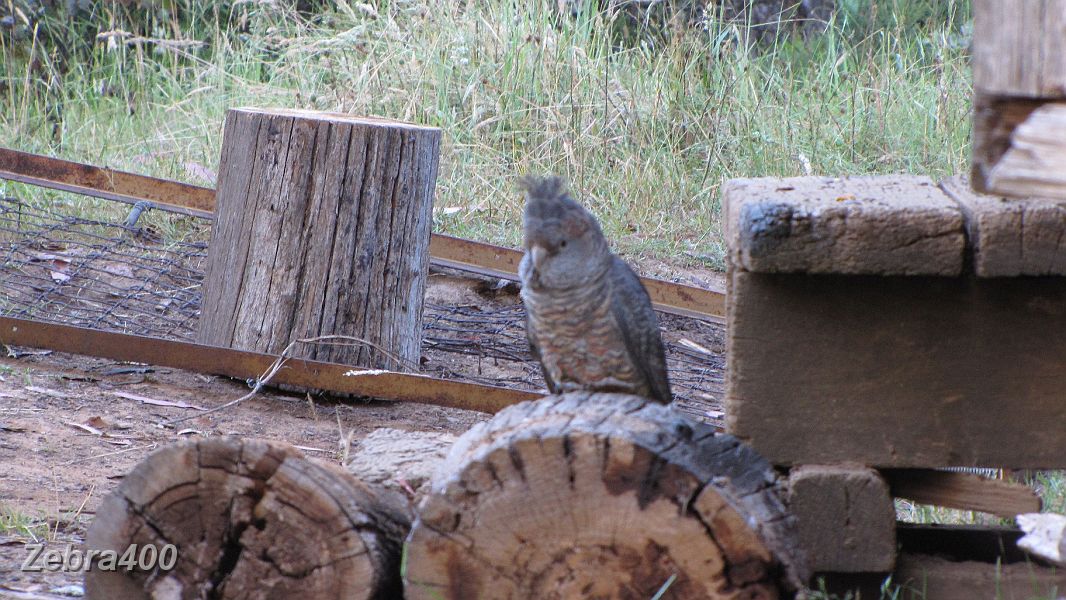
197,108,441,370
85,437,409,600
404,393,808,599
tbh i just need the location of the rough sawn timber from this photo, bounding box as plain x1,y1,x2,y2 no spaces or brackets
722,176,965,276
942,175,1066,277
198,108,440,370
727,269,1066,469
85,437,409,600
786,465,896,573
404,393,808,599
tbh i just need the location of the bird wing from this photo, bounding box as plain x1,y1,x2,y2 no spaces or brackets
525,314,562,395
608,257,673,403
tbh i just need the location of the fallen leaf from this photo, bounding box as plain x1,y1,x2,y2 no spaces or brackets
678,338,714,355
102,263,135,278
293,445,330,454
835,194,856,202
85,416,110,430
67,421,103,436
25,386,65,399
112,391,205,411
183,161,217,183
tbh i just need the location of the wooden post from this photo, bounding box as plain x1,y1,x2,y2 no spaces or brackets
198,108,440,370
85,438,409,600
971,0,1066,199
404,393,809,598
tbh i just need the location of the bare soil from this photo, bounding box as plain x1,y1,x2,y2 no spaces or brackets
0,265,726,598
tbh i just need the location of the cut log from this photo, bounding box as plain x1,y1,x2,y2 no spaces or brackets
883,469,1042,519
198,108,441,370
85,437,409,600
346,427,458,506
971,95,1044,196
404,392,808,599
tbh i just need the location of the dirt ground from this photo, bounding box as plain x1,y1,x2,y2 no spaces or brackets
0,266,727,598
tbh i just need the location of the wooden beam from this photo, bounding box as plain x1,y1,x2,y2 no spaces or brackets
787,465,896,573
727,270,1066,469
883,469,1041,519
972,0,1066,98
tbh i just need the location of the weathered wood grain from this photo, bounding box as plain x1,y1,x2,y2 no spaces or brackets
198,108,441,370
727,270,1066,469
85,437,409,600
883,469,1041,519
405,393,808,599
981,102,1066,201
973,0,1066,98
942,175,1066,276
723,176,965,276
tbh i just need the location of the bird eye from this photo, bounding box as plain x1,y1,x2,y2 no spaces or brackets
560,240,568,248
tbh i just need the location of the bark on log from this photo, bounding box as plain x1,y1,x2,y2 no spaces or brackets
84,437,409,600
404,392,808,599
198,108,440,370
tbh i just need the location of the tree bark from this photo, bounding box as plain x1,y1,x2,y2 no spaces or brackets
85,437,409,600
404,392,807,599
198,108,440,370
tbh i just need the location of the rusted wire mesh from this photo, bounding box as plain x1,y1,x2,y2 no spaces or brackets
0,196,207,339
0,195,724,421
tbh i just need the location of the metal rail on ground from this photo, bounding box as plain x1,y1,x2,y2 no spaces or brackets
0,315,539,414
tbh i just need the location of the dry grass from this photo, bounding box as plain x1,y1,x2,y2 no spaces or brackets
1,0,973,266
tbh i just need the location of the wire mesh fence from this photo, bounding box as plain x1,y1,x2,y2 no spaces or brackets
0,194,724,421
0,196,207,340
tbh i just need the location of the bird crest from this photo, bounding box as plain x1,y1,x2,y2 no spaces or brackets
520,175,592,237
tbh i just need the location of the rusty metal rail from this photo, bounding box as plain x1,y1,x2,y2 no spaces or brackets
0,147,725,320
0,316,540,414
0,148,215,218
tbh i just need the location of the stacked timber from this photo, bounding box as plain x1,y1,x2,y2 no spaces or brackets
723,173,1066,596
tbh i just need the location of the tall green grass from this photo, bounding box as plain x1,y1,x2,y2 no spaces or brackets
0,1,972,266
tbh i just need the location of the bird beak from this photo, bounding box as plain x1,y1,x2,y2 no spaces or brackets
530,244,548,269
